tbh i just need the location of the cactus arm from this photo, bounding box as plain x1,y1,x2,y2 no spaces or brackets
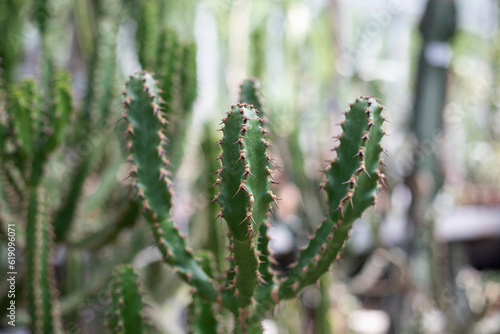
197,126,225,270
45,72,72,152
252,219,278,318
297,99,385,289
123,72,237,312
167,42,197,171
6,74,72,186
0,164,25,213
155,28,181,125
136,0,160,70
189,301,218,334
180,43,198,112
187,251,218,334
278,97,376,299
26,189,62,334
7,80,38,161
217,107,253,237
95,21,119,122
106,265,151,333
217,104,273,307
218,104,273,240
0,0,24,85
239,79,264,112
237,80,278,310
80,0,121,128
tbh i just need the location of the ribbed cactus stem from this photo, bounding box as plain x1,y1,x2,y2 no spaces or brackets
44,71,72,156
26,189,62,334
239,79,264,113
7,79,38,161
5,72,72,186
122,71,237,312
106,265,152,333
298,98,385,289
279,97,385,299
237,79,277,309
215,103,274,307
136,0,160,70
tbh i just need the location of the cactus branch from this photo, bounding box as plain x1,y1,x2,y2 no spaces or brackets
106,265,152,333
122,71,237,311
26,189,62,334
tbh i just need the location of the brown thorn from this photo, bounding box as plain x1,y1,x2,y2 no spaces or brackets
232,182,248,199
209,194,220,203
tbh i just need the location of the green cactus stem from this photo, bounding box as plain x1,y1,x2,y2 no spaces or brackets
136,0,161,71
237,79,277,309
154,28,198,172
26,188,62,334
122,71,237,312
4,72,72,187
279,97,385,299
187,251,218,334
106,265,152,333
215,103,275,308
239,79,264,113
297,99,385,289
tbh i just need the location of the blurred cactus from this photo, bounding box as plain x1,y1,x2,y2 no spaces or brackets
26,188,62,334
106,265,153,333
0,73,72,333
0,2,197,330
120,71,386,332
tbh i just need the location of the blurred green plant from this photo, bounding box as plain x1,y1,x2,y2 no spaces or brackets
0,2,197,332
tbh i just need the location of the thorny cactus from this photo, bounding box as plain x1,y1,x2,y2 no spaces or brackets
105,265,153,333
117,71,386,333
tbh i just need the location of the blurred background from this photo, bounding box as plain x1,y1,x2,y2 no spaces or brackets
1,0,500,333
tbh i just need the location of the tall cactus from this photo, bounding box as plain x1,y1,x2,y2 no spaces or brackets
120,71,386,332
0,72,72,333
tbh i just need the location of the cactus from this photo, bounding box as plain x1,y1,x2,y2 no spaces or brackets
121,72,238,310
121,71,386,332
106,265,152,333
26,188,62,334
3,72,72,187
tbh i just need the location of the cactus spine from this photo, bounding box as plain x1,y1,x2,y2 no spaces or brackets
120,72,386,332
